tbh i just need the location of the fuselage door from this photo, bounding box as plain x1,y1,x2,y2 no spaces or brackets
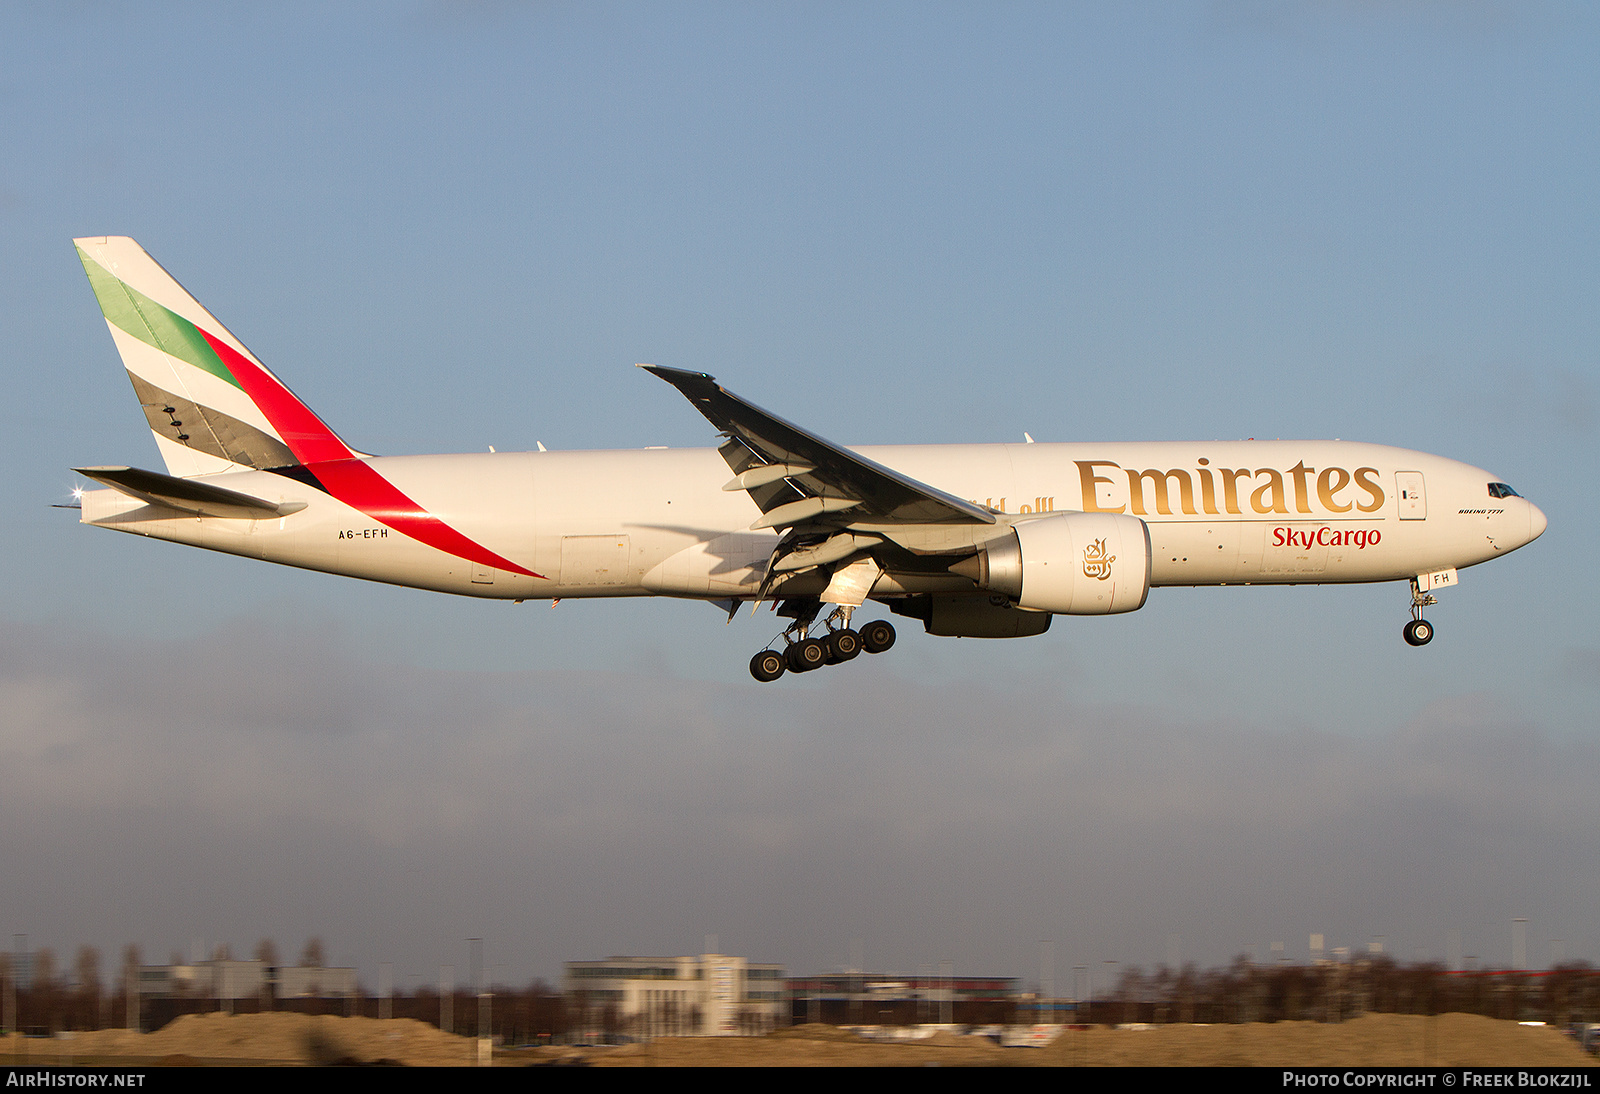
560,534,631,587
1395,471,1426,520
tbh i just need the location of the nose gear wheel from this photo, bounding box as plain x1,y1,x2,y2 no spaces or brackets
1403,619,1433,646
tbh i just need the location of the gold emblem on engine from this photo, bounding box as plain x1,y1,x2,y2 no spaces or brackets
1083,538,1115,581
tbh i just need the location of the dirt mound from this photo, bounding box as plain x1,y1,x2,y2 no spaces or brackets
1033,1013,1591,1068
1,1012,477,1067
1,1011,1589,1067
768,1023,866,1041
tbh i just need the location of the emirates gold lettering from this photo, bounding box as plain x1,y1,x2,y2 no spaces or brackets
1317,467,1352,513
1075,462,1125,514
1354,467,1385,512
1196,459,1219,515
1127,468,1197,516
1219,468,1250,514
1068,461,1390,518
1250,469,1289,514
1289,461,1314,514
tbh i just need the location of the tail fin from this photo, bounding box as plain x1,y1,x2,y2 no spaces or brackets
74,236,356,477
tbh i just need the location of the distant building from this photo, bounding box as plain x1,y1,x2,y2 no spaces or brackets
275,964,358,1000
786,972,1020,1025
136,960,355,1001
137,960,263,1001
563,954,785,1036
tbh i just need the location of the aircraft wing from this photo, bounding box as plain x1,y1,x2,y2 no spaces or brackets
641,365,996,529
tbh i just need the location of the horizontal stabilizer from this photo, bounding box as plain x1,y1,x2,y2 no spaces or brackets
74,465,306,519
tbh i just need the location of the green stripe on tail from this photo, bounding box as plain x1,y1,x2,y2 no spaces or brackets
76,247,242,391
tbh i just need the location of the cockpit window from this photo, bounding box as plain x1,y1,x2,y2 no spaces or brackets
1488,482,1521,499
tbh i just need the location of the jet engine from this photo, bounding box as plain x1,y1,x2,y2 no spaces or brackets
950,512,1151,615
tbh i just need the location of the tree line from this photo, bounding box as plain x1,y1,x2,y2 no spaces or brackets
4,946,1599,1041
1075,956,1600,1027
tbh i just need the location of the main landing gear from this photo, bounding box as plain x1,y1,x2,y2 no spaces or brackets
749,606,897,683
1403,578,1436,647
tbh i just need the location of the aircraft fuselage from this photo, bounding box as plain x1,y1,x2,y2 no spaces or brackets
79,440,1544,600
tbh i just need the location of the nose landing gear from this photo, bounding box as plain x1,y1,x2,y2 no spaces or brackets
747,605,896,682
1404,578,1436,646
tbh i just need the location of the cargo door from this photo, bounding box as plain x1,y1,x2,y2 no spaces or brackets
560,534,631,586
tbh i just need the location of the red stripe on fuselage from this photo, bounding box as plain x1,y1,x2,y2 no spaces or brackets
196,329,543,580
309,458,541,579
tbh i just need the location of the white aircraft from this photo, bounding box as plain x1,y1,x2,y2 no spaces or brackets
71,236,1546,681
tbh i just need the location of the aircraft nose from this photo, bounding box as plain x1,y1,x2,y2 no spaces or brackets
1528,500,1548,542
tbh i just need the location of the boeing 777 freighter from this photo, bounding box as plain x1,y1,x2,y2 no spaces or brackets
69,237,1546,680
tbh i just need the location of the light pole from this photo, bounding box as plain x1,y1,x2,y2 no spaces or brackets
469,939,490,1066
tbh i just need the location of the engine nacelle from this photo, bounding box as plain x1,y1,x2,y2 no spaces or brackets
891,594,1054,638
957,512,1151,615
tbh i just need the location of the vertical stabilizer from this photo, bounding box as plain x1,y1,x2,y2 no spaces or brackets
74,236,355,476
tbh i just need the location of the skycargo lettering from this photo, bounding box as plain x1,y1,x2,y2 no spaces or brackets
1273,526,1382,550
1076,461,1385,517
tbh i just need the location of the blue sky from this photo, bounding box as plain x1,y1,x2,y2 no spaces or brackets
2,3,1596,988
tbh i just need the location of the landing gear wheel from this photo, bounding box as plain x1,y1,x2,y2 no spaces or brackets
860,620,897,654
827,628,862,662
750,649,786,682
786,637,829,672
1403,619,1434,647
